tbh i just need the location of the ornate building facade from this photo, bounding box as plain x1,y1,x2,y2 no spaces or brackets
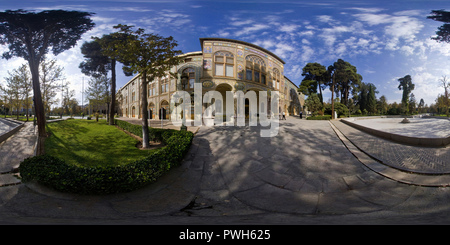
117,38,304,121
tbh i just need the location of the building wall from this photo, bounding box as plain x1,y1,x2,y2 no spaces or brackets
117,38,303,120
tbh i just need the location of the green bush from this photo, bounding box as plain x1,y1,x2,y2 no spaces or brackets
114,119,177,143
306,115,332,120
19,120,194,195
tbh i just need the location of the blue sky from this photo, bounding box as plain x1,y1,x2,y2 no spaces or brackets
1,0,450,107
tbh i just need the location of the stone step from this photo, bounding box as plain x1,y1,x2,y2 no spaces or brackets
0,173,21,187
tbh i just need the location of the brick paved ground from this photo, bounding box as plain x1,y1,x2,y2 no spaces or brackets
332,120,450,175
0,122,35,187
0,118,18,135
1,117,450,224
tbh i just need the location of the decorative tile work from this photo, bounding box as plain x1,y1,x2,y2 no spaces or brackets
203,59,211,69
202,80,214,88
204,45,212,53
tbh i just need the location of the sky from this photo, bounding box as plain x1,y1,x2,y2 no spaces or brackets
1,0,450,108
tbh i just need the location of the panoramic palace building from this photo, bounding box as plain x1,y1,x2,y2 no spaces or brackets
117,38,304,122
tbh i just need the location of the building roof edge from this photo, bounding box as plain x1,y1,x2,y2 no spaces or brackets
200,37,286,64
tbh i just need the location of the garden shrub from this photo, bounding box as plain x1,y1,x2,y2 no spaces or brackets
19,120,194,195
306,115,332,120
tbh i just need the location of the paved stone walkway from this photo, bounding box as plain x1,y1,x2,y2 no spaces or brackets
0,118,20,136
0,121,36,172
0,117,450,224
0,122,36,187
332,120,450,175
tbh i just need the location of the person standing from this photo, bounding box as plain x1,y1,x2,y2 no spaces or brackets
300,111,303,119
282,111,286,120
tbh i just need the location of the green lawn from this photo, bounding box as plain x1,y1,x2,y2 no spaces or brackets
45,119,157,167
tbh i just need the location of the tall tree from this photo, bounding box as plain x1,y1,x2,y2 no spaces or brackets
298,79,318,97
79,40,110,78
427,10,450,43
378,95,388,115
439,76,450,116
408,93,417,114
61,81,75,116
332,59,362,108
110,24,182,148
80,34,132,125
358,82,378,114
300,62,329,104
40,58,66,116
327,65,337,119
398,75,415,115
85,75,109,114
366,83,377,114
304,93,322,115
2,69,23,119
17,64,33,121
418,98,425,114
0,9,95,155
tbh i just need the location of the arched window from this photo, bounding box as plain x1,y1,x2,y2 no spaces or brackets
214,51,234,77
149,102,155,119
273,68,281,90
182,68,195,90
160,76,169,94
245,55,266,84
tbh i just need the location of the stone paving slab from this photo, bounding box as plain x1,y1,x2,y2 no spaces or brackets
3,117,450,224
0,118,24,145
332,120,450,174
0,122,36,173
330,120,450,186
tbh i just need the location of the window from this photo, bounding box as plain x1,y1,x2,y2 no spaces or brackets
160,77,169,94
214,51,234,77
245,55,266,84
182,68,195,90
273,68,281,90
148,81,154,97
132,92,135,102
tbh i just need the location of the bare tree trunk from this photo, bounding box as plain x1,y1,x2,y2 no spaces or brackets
29,59,46,155
109,59,116,125
318,80,323,105
331,72,335,120
140,70,150,148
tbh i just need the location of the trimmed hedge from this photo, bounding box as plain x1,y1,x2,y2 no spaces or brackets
19,120,194,195
306,115,332,120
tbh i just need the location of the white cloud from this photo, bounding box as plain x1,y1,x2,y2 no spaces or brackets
347,7,385,13
299,30,314,36
274,43,295,59
230,19,254,26
137,9,192,31
300,45,314,63
319,25,353,46
317,15,334,24
384,16,423,41
279,24,301,32
353,13,393,26
302,39,311,45
235,24,269,36
393,10,423,17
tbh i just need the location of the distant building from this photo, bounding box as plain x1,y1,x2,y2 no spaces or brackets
117,38,304,120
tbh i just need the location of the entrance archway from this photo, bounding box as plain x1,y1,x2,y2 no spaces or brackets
160,100,169,119
149,102,155,119
244,88,262,119
215,83,233,121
